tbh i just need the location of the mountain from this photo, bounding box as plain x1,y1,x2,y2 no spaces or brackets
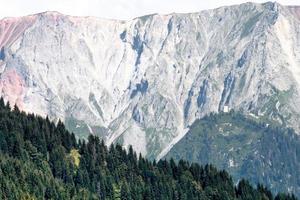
165,111,300,197
1,2,300,161
0,99,297,200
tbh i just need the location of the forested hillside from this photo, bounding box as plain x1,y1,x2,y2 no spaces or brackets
0,98,297,200
166,111,300,197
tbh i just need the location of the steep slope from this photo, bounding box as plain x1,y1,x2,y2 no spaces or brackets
0,2,300,159
165,111,300,197
2,101,295,200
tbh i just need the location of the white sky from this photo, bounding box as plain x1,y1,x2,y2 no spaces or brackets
0,0,299,20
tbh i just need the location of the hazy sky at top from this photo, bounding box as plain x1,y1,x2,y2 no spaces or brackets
0,0,299,20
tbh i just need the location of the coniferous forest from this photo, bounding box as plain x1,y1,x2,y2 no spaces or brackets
166,111,300,197
0,98,297,200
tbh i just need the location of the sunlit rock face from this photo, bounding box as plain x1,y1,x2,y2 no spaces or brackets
1,2,300,159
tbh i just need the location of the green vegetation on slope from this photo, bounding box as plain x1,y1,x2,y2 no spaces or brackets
165,111,300,198
0,98,296,199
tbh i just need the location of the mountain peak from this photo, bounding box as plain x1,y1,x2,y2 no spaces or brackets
36,11,64,16
0,2,294,24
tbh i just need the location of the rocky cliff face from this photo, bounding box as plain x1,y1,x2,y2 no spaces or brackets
0,2,300,159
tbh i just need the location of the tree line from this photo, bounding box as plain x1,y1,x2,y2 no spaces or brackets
0,98,297,199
